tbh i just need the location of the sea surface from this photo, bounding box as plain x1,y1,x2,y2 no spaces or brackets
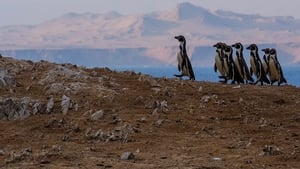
111,65,300,87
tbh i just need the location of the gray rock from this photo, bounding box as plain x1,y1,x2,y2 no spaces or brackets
91,110,104,121
0,149,4,156
155,119,164,127
260,145,282,156
32,101,42,115
61,95,70,115
46,97,54,114
46,83,64,95
120,152,135,160
201,96,211,103
0,68,16,88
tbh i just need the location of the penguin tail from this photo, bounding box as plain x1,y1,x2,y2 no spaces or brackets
283,78,287,83
263,77,270,84
248,77,254,82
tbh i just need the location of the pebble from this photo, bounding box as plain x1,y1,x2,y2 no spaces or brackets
120,152,135,160
91,110,104,121
211,157,223,161
0,149,4,155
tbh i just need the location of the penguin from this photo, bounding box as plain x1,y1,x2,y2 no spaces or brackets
261,48,271,79
232,42,254,84
213,42,229,83
223,45,244,84
246,44,270,85
174,35,195,80
268,48,287,86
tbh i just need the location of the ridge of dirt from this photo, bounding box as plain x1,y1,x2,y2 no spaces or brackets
0,57,299,169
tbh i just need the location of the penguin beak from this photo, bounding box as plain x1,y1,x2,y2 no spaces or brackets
246,46,251,50
213,43,218,47
262,49,266,52
174,36,178,39
231,44,236,48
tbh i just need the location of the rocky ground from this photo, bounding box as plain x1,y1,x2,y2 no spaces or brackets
0,56,299,169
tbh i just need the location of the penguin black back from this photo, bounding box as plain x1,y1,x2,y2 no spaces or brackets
246,44,270,85
232,42,254,84
268,48,287,86
174,35,195,80
224,45,244,84
213,42,229,83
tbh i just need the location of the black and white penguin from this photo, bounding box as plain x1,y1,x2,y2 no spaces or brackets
232,42,254,84
213,42,229,83
174,35,195,80
246,44,270,85
223,45,244,84
268,48,287,86
261,48,271,79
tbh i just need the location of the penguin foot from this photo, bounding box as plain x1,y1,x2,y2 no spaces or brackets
174,74,183,78
218,76,227,79
219,80,228,84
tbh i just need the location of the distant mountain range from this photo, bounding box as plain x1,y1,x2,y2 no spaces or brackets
1,2,300,66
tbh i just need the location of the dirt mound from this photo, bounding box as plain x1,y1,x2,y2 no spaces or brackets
0,57,299,168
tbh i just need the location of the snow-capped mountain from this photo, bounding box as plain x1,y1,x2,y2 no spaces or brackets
1,2,300,65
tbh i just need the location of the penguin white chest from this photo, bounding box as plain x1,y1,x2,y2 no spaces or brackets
234,57,243,77
250,56,258,76
215,53,226,76
268,59,279,81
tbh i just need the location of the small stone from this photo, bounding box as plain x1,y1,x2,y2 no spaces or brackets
155,119,164,127
260,145,282,156
61,95,71,115
91,110,104,121
233,85,241,89
121,152,135,160
40,159,51,164
239,97,244,103
138,117,147,123
151,87,161,94
46,97,54,114
198,86,203,92
201,96,211,103
135,96,144,105
212,157,223,161
0,149,5,156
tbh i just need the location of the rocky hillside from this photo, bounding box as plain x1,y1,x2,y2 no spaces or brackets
0,56,299,168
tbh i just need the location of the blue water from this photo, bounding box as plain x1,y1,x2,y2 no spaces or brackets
112,65,300,87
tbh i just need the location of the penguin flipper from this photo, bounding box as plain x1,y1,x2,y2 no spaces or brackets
250,67,253,76
214,63,217,72
186,58,195,80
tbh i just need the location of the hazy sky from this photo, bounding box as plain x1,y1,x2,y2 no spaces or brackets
1,0,299,26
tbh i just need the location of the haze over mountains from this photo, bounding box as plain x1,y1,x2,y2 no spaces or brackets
1,2,300,66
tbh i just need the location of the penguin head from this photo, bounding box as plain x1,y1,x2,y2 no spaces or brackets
232,42,243,50
174,35,186,42
224,45,232,54
269,48,278,61
270,48,277,55
213,42,226,49
224,45,233,60
262,48,270,54
246,44,258,52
